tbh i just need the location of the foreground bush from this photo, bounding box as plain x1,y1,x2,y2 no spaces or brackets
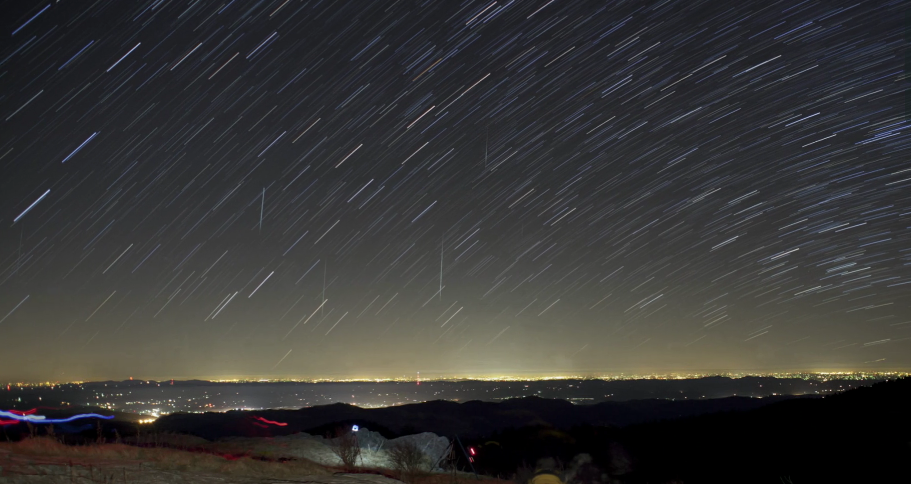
388,439,430,482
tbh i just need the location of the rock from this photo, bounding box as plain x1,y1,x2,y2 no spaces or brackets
201,429,450,471
355,428,387,453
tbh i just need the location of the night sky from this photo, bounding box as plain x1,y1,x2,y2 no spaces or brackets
1,0,909,382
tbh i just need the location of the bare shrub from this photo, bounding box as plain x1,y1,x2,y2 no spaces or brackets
327,427,361,470
388,439,429,482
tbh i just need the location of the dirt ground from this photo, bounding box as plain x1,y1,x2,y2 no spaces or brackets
0,437,395,484
0,437,508,484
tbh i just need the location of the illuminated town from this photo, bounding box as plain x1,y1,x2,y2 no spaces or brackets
3,372,903,419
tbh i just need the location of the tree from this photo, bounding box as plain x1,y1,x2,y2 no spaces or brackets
328,427,361,470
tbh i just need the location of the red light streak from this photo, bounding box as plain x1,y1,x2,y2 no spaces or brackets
252,416,288,426
7,408,39,415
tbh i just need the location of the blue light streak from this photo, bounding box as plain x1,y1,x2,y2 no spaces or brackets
0,409,114,424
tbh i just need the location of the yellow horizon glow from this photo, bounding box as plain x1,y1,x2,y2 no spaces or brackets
5,370,908,386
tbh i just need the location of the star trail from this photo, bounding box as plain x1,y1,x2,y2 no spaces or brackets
1,0,909,382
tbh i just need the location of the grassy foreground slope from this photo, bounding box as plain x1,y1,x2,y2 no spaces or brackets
0,437,506,484
0,437,354,483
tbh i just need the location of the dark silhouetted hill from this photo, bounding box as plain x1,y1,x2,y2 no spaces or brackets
611,376,911,483
148,378,910,483
153,392,804,440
